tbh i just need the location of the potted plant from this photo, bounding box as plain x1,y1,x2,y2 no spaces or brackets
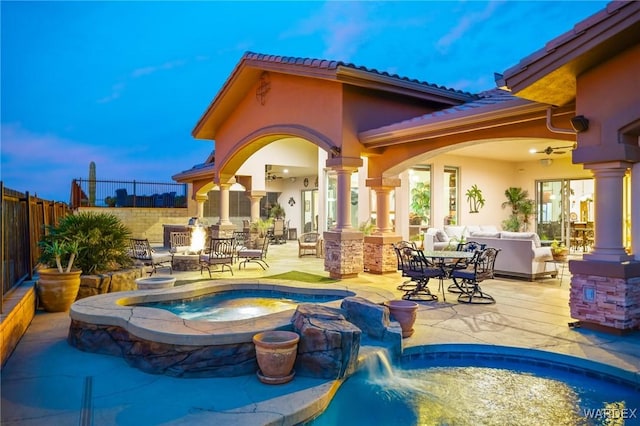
465,184,485,213
269,203,286,219
501,187,533,231
250,217,274,248
37,234,82,312
551,240,569,261
38,212,134,307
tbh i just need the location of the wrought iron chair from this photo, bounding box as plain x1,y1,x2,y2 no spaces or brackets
238,236,270,270
393,245,443,302
392,241,419,292
129,238,173,276
447,240,487,293
199,237,235,277
169,231,191,267
450,247,500,304
232,230,250,261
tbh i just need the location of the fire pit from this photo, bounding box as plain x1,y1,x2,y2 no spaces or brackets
172,254,201,271
169,224,207,271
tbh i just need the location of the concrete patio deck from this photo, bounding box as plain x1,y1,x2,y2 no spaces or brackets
2,240,639,425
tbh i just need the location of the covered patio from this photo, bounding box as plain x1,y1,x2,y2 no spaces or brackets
3,241,639,425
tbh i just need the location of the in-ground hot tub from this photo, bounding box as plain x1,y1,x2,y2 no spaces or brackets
68,279,394,377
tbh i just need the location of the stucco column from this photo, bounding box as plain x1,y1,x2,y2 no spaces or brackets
195,194,207,219
633,163,640,261
364,177,402,274
583,162,633,262
368,178,401,234
246,190,266,222
218,183,232,226
334,168,353,230
324,156,364,279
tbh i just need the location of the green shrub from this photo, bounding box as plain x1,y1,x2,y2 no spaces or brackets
39,212,133,274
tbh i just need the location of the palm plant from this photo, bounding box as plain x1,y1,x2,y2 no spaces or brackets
502,187,530,216
40,212,133,274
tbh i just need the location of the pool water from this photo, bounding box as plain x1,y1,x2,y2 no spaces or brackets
137,289,342,321
307,353,640,426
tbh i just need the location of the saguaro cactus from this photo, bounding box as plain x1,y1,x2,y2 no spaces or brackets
89,161,96,206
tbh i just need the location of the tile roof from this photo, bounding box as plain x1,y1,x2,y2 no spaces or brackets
243,51,477,99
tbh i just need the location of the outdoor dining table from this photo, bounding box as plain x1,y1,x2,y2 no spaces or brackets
420,250,476,301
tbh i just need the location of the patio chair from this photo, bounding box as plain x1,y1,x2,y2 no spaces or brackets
129,238,173,276
298,232,320,257
447,240,487,293
232,230,250,261
238,237,270,270
199,237,235,277
270,218,286,244
169,231,192,267
394,245,442,302
392,241,419,292
451,247,500,304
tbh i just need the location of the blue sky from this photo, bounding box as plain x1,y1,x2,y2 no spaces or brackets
1,1,608,202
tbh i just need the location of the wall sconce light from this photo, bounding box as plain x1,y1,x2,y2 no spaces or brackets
570,115,589,133
288,197,295,207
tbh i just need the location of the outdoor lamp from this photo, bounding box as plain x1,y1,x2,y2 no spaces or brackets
570,115,589,133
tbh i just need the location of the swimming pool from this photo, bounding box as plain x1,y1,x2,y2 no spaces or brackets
137,289,344,321
306,348,640,425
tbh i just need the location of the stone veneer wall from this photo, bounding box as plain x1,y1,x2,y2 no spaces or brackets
570,273,640,331
363,235,401,274
77,207,190,244
1,281,36,368
77,268,144,300
324,232,364,279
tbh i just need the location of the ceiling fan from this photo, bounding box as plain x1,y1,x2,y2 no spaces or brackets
265,165,283,181
531,144,576,155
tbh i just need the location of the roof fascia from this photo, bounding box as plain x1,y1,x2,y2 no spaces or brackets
336,67,475,105
359,99,554,148
172,163,215,183
502,2,640,97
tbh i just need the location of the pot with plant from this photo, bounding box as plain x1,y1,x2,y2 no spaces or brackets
37,235,82,312
550,240,569,262
410,182,430,226
38,212,134,308
250,217,274,248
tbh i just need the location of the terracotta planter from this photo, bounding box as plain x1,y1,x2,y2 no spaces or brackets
253,330,299,384
385,299,419,337
36,268,82,312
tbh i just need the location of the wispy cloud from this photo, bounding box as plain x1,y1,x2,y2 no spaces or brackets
436,1,502,53
97,58,188,104
281,2,377,61
131,59,187,78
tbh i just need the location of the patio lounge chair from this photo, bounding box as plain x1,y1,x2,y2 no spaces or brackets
238,237,270,270
199,237,235,277
129,238,173,276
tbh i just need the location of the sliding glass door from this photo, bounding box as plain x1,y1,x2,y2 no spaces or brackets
535,178,594,251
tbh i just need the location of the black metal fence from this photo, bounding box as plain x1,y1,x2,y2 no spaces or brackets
70,179,187,209
1,182,71,305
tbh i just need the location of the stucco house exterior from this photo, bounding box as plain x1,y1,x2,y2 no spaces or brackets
174,1,639,332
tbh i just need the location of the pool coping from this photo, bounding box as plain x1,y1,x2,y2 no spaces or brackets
69,278,397,346
401,343,640,390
